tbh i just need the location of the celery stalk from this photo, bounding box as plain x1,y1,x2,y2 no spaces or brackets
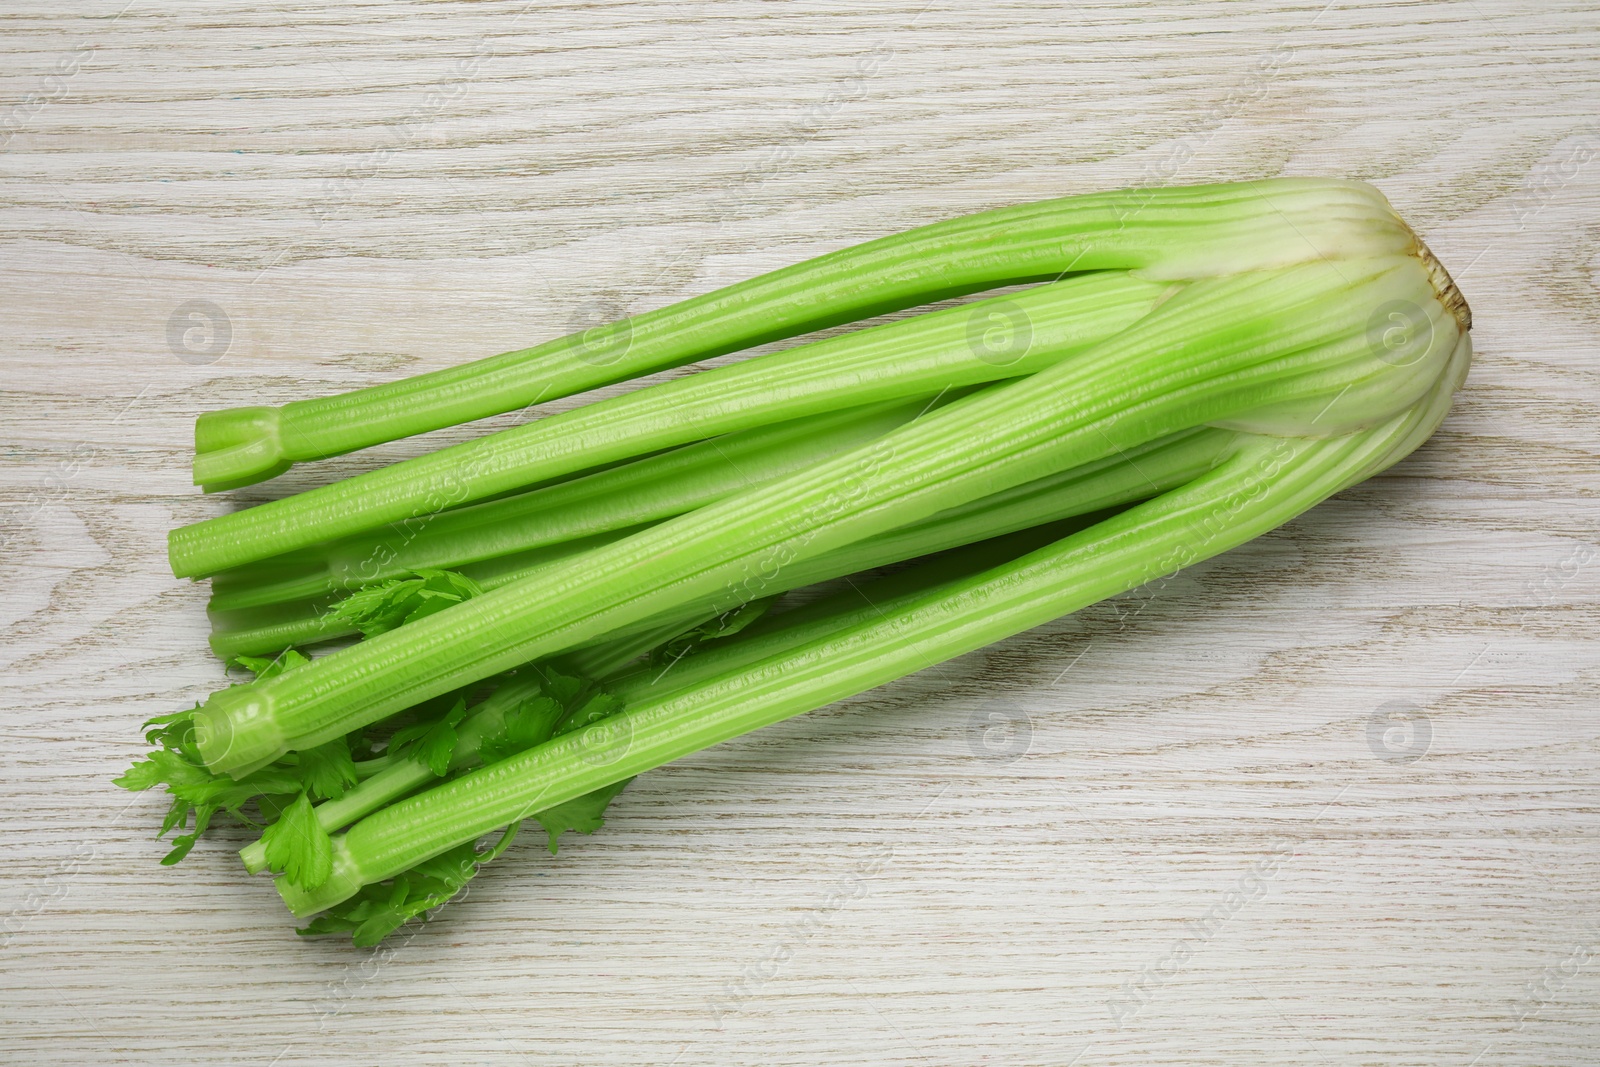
205,423,1229,660
280,331,1471,917
565,424,1237,656
205,398,946,616
193,177,1411,491
172,271,1167,579
193,254,1460,779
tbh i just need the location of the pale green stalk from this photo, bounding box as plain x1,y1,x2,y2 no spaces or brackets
279,331,1471,917
206,398,942,615
193,254,1459,779
238,675,554,874
173,272,1169,578
193,177,1411,491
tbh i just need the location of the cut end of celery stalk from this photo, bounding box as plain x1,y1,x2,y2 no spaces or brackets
1364,184,1471,333
278,837,367,916
193,405,290,491
191,684,285,779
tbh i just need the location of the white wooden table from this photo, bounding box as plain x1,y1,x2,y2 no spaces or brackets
3,3,1597,1064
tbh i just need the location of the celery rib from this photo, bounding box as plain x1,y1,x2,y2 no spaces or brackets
192,256,1455,779
205,423,1228,661
206,398,945,617
172,272,1168,579
280,333,1470,917
561,424,1237,659
192,177,1411,491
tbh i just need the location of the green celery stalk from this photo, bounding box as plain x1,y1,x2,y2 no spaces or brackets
205,423,1228,660
279,330,1470,917
192,253,1461,779
206,397,946,616
565,424,1238,656
193,177,1412,491
238,674,558,874
601,523,1116,704
172,271,1169,578
206,531,630,660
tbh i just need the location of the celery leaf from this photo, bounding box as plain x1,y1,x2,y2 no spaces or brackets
533,778,633,854
261,791,332,890
231,648,311,680
328,569,485,639
297,736,358,801
652,597,776,664
388,696,471,776
532,664,584,709
298,825,519,946
477,694,564,766
553,691,623,736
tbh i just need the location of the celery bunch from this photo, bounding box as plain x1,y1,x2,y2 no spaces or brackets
119,178,1472,945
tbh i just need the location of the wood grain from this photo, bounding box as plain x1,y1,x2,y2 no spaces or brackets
2,2,1598,1064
